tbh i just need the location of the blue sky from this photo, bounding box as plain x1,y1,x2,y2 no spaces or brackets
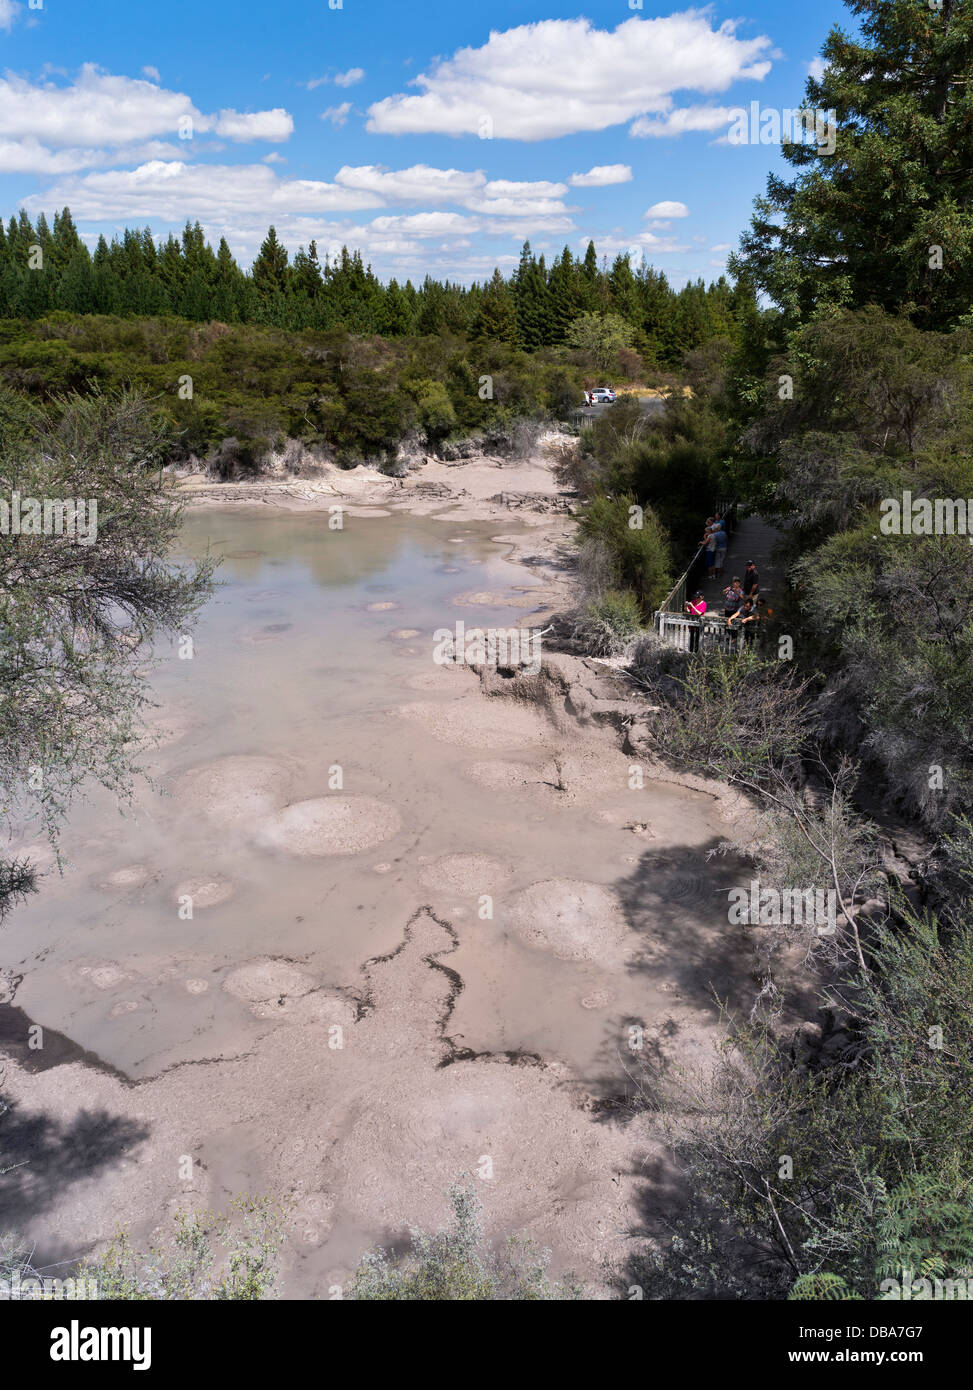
0,0,851,285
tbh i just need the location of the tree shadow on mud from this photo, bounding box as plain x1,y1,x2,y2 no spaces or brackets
1,1007,150,1272
0,1092,150,1272
579,835,823,1294
580,835,753,1117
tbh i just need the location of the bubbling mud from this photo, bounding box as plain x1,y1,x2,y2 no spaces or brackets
97,864,157,891
172,755,292,827
506,878,634,967
254,796,402,856
418,853,513,895
174,876,235,909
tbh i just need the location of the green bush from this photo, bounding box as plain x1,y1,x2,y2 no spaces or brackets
576,589,644,656
350,1182,583,1301
81,1198,286,1300
578,494,671,613
415,379,457,443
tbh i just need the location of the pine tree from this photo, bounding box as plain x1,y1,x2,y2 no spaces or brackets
378,278,414,335
51,207,82,272
608,252,641,327
580,240,604,312
213,237,244,321
547,247,578,344
732,0,973,328
251,225,291,298
55,247,95,314
158,234,186,308
90,234,120,313
470,268,516,342
416,275,446,335
33,212,54,266
638,266,676,364
671,280,712,353
513,241,553,349
5,217,20,266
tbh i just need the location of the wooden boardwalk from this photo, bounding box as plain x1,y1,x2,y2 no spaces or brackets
697,513,785,615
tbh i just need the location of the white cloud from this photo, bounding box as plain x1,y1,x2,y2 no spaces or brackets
469,178,570,217
366,14,771,140
807,57,826,83
0,0,20,32
335,163,485,203
469,196,570,217
24,154,579,254
483,215,576,238
321,103,352,127
332,164,571,218
710,242,732,252
645,200,689,219
569,164,632,187
214,108,293,141
370,211,476,237
24,161,383,221
0,136,102,175
0,67,194,147
0,66,293,171
483,178,567,199
630,104,736,138
262,152,287,164
305,68,365,90
0,136,206,176
142,66,161,83
581,230,690,260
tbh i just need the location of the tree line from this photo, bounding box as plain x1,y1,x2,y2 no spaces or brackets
0,208,753,367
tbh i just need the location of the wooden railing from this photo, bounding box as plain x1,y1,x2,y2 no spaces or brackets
654,613,754,653
653,502,761,652
655,502,738,619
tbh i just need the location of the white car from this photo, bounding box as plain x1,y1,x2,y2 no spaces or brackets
589,388,616,404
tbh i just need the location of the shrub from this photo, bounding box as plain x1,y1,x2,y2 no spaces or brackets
578,494,671,613
83,1198,286,1300
573,589,644,656
0,1198,285,1300
206,435,264,478
350,1182,583,1301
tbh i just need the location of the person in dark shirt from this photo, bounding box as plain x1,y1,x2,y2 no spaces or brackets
728,597,760,647
743,562,759,597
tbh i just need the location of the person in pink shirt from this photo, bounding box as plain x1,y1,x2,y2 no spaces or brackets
683,591,706,651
